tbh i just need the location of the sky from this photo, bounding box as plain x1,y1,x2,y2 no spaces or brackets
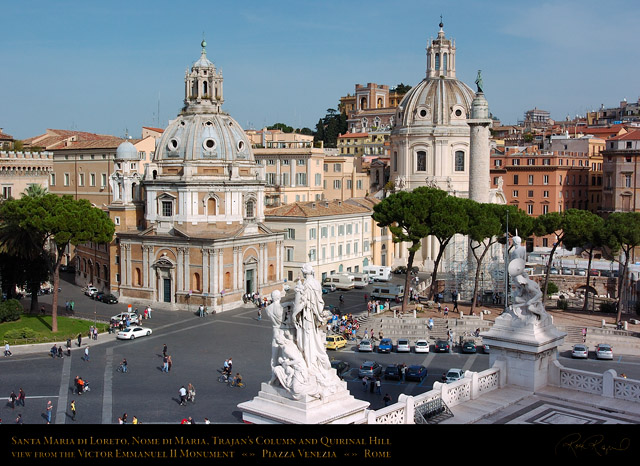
2,0,639,140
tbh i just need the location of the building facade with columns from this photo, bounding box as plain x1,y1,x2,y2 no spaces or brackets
105,41,285,311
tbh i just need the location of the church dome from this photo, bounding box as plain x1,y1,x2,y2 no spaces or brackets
155,112,253,163
116,140,138,160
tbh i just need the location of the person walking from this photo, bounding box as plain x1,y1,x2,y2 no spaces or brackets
77,333,82,347
18,388,25,407
198,304,204,317
167,355,173,372
257,307,262,321
70,400,76,421
162,355,169,373
362,376,368,392
162,343,167,358
132,416,139,424
15,414,23,424
83,346,89,361
179,386,187,406
383,393,391,407
4,342,11,357
452,290,459,312
46,401,53,424
9,391,17,409
375,376,382,395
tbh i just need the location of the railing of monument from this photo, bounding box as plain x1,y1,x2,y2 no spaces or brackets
556,362,640,403
367,365,502,424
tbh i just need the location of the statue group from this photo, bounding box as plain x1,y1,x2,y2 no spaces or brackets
265,263,341,400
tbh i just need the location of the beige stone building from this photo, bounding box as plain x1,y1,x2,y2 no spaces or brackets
0,149,53,200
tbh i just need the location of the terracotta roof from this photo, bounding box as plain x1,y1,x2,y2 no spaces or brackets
338,132,368,138
22,129,122,150
0,130,14,140
265,200,371,218
142,126,165,133
581,124,626,135
609,129,640,141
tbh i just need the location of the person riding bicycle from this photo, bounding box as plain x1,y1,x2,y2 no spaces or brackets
120,358,128,373
339,294,344,304
232,372,243,386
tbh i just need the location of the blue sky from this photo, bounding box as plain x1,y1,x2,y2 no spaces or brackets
2,0,639,140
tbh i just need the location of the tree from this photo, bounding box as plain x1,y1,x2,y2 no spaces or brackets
372,190,431,312
392,83,412,94
0,195,114,332
533,210,569,302
23,184,48,198
606,212,640,322
267,123,294,133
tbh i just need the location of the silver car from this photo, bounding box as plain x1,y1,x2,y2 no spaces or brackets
396,338,411,352
595,344,613,360
445,368,465,383
358,361,382,378
571,344,588,359
358,340,373,352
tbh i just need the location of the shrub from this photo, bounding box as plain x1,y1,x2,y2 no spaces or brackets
557,299,568,310
546,282,559,295
599,302,617,314
0,299,23,322
4,327,38,340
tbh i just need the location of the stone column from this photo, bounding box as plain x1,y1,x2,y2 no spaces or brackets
202,248,209,293
176,248,184,292
142,245,150,288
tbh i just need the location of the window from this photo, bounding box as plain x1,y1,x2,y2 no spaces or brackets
296,173,307,186
512,159,520,166
494,159,502,167
266,173,276,185
333,164,341,172
527,190,534,197
90,173,96,187
78,173,85,187
542,205,549,214
162,201,173,217
245,199,255,218
285,248,294,261
527,158,535,165
315,173,322,186
282,159,290,165
333,180,341,189
323,163,328,172
114,216,120,226
543,159,550,165
281,173,289,186
416,151,426,171
454,151,464,171
309,228,316,240
297,159,306,166
2,186,11,199
338,225,344,236
543,175,549,185
309,249,316,261
346,180,352,190
285,228,295,240
364,241,370,252
543,190,549,198
513,175,519,185
528,175,534,185
50,173,56,186
321,227,328,238
512,190,519,198
101,173,107,187
338,245,343,257
527,204,534,215
64,173,70,186
357,180,363,190
625,174,632,188
346,224,352,235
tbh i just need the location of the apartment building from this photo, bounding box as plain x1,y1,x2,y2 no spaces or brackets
601,130,640,214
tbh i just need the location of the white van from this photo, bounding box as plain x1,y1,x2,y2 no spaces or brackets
323,274,355,290
371,284,404,300
351,273,370,288
363,265,391,282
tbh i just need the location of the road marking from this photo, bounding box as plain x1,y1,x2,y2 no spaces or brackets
55,355,71,424
102,347,113,424
461,354,478,372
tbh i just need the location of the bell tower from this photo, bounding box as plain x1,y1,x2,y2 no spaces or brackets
426,19,456,79
182,39,224,114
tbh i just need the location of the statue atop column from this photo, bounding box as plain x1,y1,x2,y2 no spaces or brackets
266,263,341,400
475,70,484,94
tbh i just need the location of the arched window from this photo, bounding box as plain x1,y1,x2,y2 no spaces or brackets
268,264,275,281
192,272,201,292
207,197,217,215
443,53,448,72
455,151,465,172
135,268,142,286
377,98,383,108
360,97,367,110
435,53,440,70
245,199,255,219
202,81,208,96
224,272,231,290
417,151,427,171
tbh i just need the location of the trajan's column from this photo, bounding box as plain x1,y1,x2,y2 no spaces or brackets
468,70,492,204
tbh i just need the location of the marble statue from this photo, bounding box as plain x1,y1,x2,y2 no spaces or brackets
505,236,549,324
267,263,340,400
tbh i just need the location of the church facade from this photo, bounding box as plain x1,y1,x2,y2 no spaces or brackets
107,41,285,311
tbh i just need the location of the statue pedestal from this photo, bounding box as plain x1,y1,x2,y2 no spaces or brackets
238,381,369,424
481,313,566,391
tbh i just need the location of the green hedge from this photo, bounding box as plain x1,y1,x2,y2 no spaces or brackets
0,299,23,322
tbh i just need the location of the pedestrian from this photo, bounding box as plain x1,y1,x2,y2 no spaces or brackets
444,306,449,317
57,345,63,358
362,376,368,392
162,355,169,373
401,364,406,383
375,377,382,395
204,418,210,424
9,391,17,409
162,343,167,358
77,333,82,347
452,290,459,312
199,304,204,317
70,301,74,312
441,372,447,383
188,416,194,424
383,393,391,407
40,305,46,315
147,306,152,319
167,355,173,372
93,327,98,340
46,401,53,424
122,413,128,424
18,388,25,407
179,386,187,406
83,346,89,361
70,400,76,421
364,329,369,340
15,414,23,425
437,302,441,313
132,416,139,424
144,308,148,319
582,327,587,343
4,342,11,357
257,308,262,320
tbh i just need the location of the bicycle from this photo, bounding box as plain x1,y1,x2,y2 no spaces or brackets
116,364,129,373
217,374,231,384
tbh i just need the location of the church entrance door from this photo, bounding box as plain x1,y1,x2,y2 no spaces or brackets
163,278,171,303
245,269,254,295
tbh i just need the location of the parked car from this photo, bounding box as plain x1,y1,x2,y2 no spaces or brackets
435,340,452,353
84,286,98,297
378,338,393,353
93,291,105,301
589,269,600,276
550,267,559,274
396,338,411,352
322,283,337,292
116,326,152,340
330,360,350,379
383,364,402,380
462,340,477,354
406,365,428,382
595,344,613,360
576,269,587,276
358,340,373,352
111,312,139,323
482,344,490,354
326,335,347,350
445,368,465,383
571,344,589,359
393,266,407,274
100,293,119,304
561,267,573,275
358,361,382,378
414,339,430,353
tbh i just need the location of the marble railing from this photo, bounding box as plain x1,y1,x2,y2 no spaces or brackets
551,360,640,403
366,363,504,424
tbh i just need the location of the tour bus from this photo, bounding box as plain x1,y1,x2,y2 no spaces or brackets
363,265,392,282
351,272,370,288
370,284,404,301
323,273,355,290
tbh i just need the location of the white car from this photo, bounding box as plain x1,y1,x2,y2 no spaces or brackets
595,344,613,360
84,286,98,297
358,340,373,352
396,338,411,352
111,312,139,324
445,368,465,383
414,339,430,353
116,326,152,340
571,344,588,359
